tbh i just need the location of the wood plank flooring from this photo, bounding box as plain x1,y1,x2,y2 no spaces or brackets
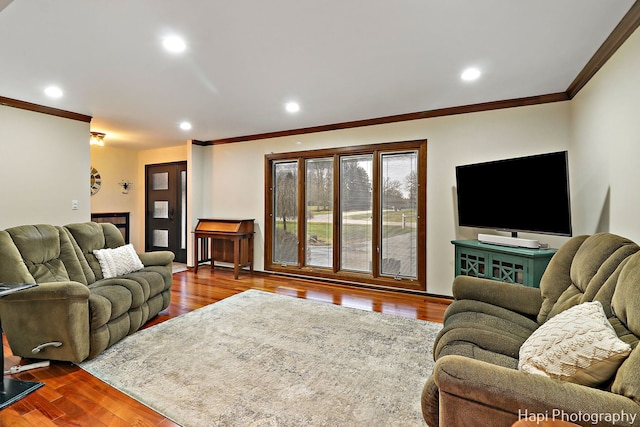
1,267,450,426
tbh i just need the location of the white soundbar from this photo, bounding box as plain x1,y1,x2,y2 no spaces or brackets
478,233,541,249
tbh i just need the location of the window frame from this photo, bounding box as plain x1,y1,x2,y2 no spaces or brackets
265,140,427,292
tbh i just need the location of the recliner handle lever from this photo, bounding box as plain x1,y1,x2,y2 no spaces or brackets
32,341,62,354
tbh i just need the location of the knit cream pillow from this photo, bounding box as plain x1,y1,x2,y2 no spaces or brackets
518,301,631,386
93,244,144,279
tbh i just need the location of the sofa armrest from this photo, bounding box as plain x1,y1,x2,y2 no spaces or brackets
434,355,640,427
452,275,543,317
0,281,90,302
0,281,91,362
138,250,174,267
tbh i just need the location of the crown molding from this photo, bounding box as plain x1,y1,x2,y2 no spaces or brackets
203,1,640,146
0,95,92,123
204,93,569,146
567,0,640,99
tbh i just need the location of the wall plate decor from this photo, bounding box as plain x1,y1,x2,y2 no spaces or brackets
90,166,102,195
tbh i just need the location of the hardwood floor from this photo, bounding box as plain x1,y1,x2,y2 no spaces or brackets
1,267,450,426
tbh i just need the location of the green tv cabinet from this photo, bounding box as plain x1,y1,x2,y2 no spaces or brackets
452,239,557,288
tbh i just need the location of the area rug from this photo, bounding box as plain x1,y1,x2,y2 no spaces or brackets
79,289,441,426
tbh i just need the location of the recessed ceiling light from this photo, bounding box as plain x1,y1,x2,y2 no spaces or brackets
179,121,192,131
44,86,63,98
461,67,481,82
162,35,186,53
285,101,300,114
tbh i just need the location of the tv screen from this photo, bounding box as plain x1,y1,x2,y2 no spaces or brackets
455,151,572,236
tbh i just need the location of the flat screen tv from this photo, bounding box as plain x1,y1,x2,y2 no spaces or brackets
455,151,572,237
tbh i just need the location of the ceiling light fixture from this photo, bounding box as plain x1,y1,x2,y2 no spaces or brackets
285,101,300,114
90,131,106,146
162,35,186,53
44,86,63,98
179,121,192,130
461,67,481,81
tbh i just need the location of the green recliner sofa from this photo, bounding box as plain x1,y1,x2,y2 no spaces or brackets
0,222,174,363
422,232,640,427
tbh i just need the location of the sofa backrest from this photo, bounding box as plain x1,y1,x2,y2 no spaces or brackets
2,224,89,285
0,230,36,284
610,251,640,403
64,222,126,281
537,233,639,324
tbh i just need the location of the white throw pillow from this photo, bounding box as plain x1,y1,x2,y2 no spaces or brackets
93,244,144,279
518,301,631,386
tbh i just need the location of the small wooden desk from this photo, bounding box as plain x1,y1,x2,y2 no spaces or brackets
193,218,254,279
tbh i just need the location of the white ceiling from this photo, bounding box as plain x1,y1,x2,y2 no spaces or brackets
0,1,635,149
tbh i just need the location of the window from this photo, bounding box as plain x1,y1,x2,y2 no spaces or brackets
340,154,373,273
306,158,333,268
265,140,426,292
380,151,418,279
273,161,298,265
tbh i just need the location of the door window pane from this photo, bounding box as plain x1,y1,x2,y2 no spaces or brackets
273,162,298,265
305,158,333,268
153,201,169,219
381,151,418,279
153,229,169,247
340,155,372,272
152,172,169,190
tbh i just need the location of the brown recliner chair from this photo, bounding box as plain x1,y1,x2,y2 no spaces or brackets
422,233,640,427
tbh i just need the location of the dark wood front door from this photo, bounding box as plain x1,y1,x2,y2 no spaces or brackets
145,161,187,263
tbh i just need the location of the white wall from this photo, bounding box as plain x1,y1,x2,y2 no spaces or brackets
90,144,138,240
90,144,188,252
570,26,640,241
131,145,188,250
187,142,205,265
0,106,90,228
197,101,572,296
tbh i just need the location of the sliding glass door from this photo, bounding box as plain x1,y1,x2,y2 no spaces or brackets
265,140,426,291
